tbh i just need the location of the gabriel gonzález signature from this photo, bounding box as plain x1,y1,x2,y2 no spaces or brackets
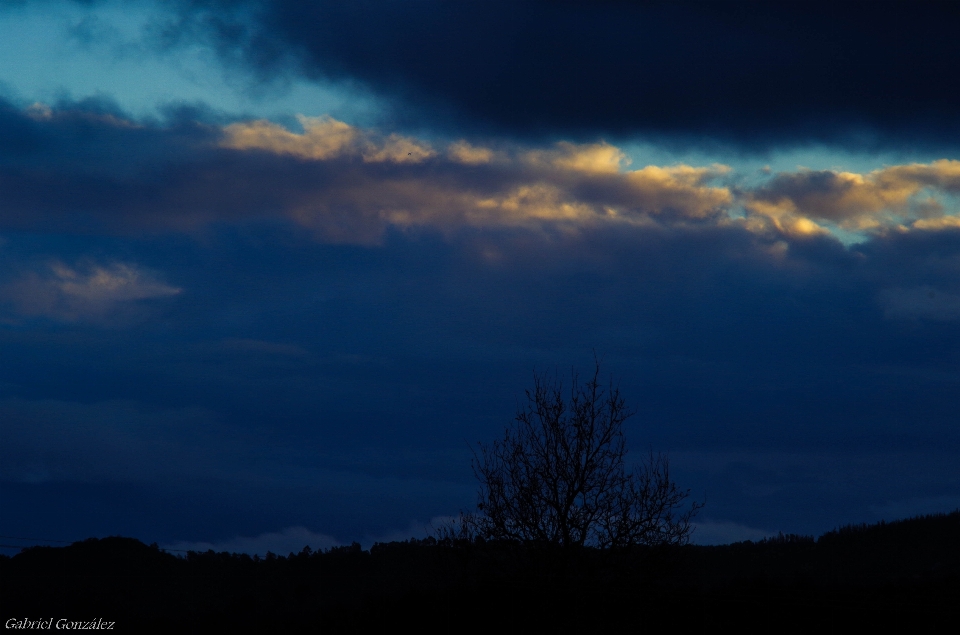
5,618,115,630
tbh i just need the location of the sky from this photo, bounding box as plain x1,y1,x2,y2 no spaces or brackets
2,0,960,554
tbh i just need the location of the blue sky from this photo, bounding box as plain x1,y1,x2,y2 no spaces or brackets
2,0,960,554
0,0,381,124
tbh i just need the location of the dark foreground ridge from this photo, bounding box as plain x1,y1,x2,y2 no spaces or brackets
2,512,959,631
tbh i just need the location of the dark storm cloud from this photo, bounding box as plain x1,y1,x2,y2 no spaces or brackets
161,0,960,148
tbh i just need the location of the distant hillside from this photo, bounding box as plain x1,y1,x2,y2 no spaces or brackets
690,510,960,586
2,512,958,630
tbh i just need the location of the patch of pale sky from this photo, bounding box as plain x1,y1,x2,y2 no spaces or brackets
0,0,382,125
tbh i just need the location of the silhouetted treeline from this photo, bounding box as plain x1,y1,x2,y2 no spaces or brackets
3,512,959,631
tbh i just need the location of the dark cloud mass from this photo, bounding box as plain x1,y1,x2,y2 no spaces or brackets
3,216,960,545
2,1,960,551
170,0,960,147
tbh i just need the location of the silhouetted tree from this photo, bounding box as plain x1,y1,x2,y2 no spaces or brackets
468,360,700,549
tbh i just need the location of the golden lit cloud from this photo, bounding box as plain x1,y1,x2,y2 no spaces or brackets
222,115,358,160
470,184,599,224
361,133,435,163
11,99,960,251
912,215,960,230
287,162,734,241
877,160,960,193
524,141,627,174
24,105,957,246
623,164,732,218
213,115,737,242
447,140,496,165
744,160,960,235
221,115,434,163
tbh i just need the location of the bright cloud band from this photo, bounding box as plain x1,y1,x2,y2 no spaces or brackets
4,104,960,246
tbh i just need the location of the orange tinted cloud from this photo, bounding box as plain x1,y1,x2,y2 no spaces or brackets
222,115,434,163
745,161,960,233
218,116,734,242
9,105,960,246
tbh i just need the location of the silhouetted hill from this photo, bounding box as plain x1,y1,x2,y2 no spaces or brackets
2,512,958,631
690,511,960,587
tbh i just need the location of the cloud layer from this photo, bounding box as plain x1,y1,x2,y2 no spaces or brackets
2,22,960,551
4,101,960,247
156,0,960,148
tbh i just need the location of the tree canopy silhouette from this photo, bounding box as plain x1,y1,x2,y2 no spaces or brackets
468,361,701,549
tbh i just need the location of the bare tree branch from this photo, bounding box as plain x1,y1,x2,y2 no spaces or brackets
468,359,701,549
